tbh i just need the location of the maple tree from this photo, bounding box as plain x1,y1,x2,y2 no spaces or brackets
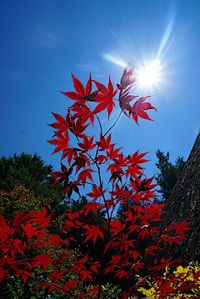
0,65,193,298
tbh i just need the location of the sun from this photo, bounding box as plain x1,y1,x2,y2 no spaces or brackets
136,59,162,90
102,53,166,92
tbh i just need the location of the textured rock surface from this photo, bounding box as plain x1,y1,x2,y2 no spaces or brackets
164,133,200,261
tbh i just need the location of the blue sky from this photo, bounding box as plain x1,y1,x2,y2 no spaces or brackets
1,0,200,177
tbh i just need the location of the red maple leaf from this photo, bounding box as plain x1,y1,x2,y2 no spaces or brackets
0,215,14,241
174,221,191,238
22,223,43,239
48,112,69,134
151,258,177,271
90,261,100,275
128,150,149,165
144,245,160,257
63,279,78,292
62,73,98,101
73,152,91,172
48,270,65,281
107,152,127,174
119,94,139,112
51,163,72,187
78,136,96,152
63,181,81,199
115,270,129,279
77,168,95,186
61,147,79,164
95,154,107,164
16,269,33,284
118,65,136,90
106,144,122,160
47,131,69,154
87,184,107,200
126,151,148,178
110,219,125,236
82,202,101,216
28,208,50,227
71,101,95,125
93,78,118,117
130,96,157,124
31,254,53,271
68,117,88,139
118,66,157,124
84,224,104,245
63,211,82,231
12,211,30,228
97,134,113,151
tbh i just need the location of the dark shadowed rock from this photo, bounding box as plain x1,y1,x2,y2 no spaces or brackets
164,133,200,261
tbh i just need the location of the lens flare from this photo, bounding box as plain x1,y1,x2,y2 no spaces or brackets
102,15,176,93
156,14,175,59
102,53,127,68
137,59,162,89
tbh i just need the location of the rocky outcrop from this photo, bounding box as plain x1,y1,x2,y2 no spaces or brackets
164,133,200,261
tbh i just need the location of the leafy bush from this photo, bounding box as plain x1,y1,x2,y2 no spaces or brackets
138,262,200,298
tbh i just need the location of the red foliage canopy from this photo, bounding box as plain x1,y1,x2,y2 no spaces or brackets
0,65,193,298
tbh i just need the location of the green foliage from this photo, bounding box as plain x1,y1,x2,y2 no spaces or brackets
0,153,62,217
0,185,42,219
0,153,49,190
155,150,186,200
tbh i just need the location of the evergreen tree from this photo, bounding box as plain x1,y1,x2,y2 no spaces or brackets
0,153,62,216
155,150,186,200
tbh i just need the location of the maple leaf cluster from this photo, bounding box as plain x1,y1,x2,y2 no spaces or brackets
0,66,192,298
118,66,157,124
0,209,60,284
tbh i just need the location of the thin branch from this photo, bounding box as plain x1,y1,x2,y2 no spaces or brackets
104,111,123,137
88,103,103,136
